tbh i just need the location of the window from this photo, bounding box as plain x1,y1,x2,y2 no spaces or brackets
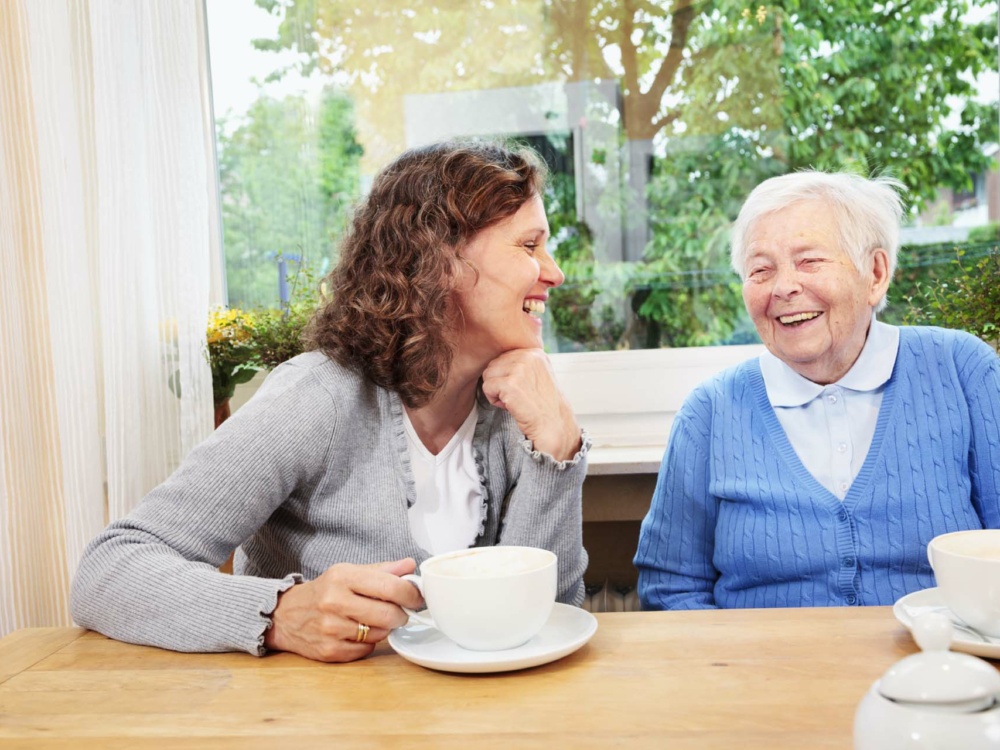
205,0,999,455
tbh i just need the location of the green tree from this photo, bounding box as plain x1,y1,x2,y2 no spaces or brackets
252,0,548,168
218,87,362,307
628,0,997,347
248,0,998,348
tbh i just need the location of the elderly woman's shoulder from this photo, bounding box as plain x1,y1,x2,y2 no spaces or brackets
898,325,998,363
680,357,763,416
897,326,999,389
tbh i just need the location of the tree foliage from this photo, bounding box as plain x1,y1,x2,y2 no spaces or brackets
636,0,999,348
252,0,548,168
246,0,999,349
900,243,1000,349
218,87,362,307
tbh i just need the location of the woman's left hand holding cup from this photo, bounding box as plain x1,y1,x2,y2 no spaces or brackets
481,349,582,462
264,558,423,662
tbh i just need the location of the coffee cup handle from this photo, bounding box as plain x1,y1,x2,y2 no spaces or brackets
400,574,436,628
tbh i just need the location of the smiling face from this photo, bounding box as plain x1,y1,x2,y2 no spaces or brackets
453,194,563,365
741,200,891,384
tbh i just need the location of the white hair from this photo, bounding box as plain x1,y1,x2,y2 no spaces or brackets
730,171,906,312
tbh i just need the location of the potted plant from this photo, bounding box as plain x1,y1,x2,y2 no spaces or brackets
250,266,323,371
206,307,260,427
206,265,324,427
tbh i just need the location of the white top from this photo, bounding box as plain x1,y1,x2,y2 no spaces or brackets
759,319,900,500
404,404,483,555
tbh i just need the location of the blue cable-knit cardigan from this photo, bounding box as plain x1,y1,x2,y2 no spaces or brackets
635,326,1000,610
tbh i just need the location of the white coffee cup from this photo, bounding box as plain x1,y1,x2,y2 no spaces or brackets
928,529,1000,637
402,545,557,651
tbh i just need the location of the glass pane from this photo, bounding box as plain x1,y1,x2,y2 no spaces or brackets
206,0,999,349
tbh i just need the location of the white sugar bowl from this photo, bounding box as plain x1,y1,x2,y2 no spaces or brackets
854,612,1000,749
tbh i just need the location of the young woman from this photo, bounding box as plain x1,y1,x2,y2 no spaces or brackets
72,142,589,662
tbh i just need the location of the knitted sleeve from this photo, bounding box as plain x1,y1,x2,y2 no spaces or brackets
492,430,591,607
69,362,337,656
960,338,1000,528
635,389,719,610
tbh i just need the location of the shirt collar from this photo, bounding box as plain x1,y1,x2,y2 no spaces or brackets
760,318,900,407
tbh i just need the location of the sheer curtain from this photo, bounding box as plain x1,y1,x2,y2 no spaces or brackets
0,0,219,636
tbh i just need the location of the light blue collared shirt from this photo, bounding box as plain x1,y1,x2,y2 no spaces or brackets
759,318,900,500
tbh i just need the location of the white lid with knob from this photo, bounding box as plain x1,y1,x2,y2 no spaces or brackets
878,612,1000,713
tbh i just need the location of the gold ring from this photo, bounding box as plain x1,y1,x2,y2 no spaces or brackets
355,622,370,643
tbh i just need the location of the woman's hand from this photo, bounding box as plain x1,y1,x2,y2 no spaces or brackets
481,349,582,462
264,558,422,662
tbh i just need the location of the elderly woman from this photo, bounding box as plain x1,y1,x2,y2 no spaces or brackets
635,170,1000,610
72,141,589,661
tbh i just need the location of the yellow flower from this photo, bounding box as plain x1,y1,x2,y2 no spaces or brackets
205,307,260,404
207,308,255,343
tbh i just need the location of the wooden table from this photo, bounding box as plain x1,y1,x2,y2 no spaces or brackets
0,607,984,749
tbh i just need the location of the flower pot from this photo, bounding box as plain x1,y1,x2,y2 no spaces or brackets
214,398,231,429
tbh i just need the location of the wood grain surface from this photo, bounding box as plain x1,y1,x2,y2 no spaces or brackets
1,607,988,749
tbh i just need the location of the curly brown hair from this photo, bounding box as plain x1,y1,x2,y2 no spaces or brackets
305,140,547,407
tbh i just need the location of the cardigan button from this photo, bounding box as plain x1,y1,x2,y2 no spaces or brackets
846,594,858,605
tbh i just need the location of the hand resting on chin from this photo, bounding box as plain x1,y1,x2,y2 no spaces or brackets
481,349,582,462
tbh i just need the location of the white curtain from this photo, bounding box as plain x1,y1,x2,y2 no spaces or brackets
0,0,219,636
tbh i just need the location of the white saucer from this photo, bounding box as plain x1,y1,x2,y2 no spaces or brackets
388,603,598,674
893,587,1000,660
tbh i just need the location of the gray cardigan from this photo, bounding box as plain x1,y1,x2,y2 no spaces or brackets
70,352,590,655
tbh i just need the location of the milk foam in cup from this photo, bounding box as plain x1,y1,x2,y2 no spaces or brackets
928,529,1000,637
402,546,557,651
